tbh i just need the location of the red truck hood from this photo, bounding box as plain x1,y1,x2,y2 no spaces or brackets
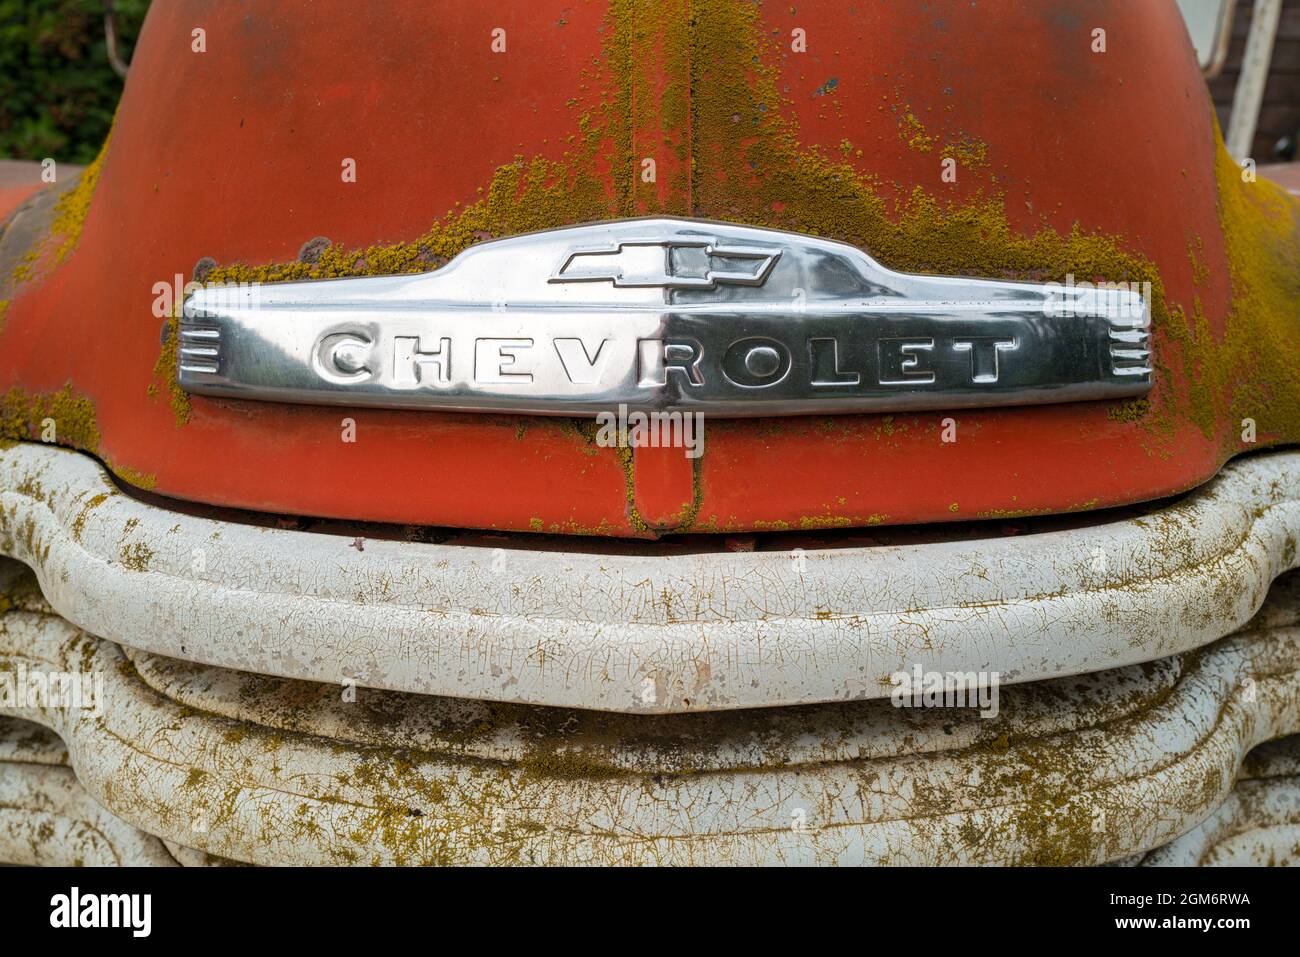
0,0,1297,537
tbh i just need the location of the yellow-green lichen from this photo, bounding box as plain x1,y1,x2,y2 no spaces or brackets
149,318,190,426
941,135,990,170
897,109,935,153
1107,398,1151,423
70,492,110,541
7,132,112,298
112,465,156,491
118,540,153,571
151,0,1299,538
1204,138,1300,448
0,383,154,490
47,138,109,266
0,384,101,450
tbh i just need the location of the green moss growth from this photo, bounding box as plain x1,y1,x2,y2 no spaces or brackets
0,383,154,489
145,0,1299,537
47,136,108,266
0,384,101,449
70,491,110,541
1107,399,1150,423
149,318,190,426
118,539,153,571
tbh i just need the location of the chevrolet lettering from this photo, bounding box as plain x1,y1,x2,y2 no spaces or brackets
179,219,1152,416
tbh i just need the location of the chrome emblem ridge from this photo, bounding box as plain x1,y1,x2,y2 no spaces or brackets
551,238,781,289
179,218,1152,417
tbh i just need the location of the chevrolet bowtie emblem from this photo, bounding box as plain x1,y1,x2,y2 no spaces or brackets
550,239,780,290
179,217,1152,417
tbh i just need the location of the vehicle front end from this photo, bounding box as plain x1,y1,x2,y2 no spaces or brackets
0,0,1298,869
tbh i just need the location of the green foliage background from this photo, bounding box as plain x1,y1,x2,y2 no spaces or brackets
0,0,151,164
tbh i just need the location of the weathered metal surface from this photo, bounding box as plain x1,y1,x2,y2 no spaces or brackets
0,441,1297,712
0,1,1295,536
1,566,1298,865
0,715,65,767
160,841,244,868
0,718,177,866
0,161,48,223
1140,735,1300,865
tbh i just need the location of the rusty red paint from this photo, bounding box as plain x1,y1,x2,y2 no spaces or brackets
0,1,1290,537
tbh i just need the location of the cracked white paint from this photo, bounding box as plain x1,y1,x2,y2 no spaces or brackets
1140,734,1300,866
1,574,1299,865
0,718,177,866
0,444,1297,711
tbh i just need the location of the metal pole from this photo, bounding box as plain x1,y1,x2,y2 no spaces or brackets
1226,0,1283,161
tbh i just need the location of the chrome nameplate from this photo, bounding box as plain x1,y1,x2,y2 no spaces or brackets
178,218,1151,416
